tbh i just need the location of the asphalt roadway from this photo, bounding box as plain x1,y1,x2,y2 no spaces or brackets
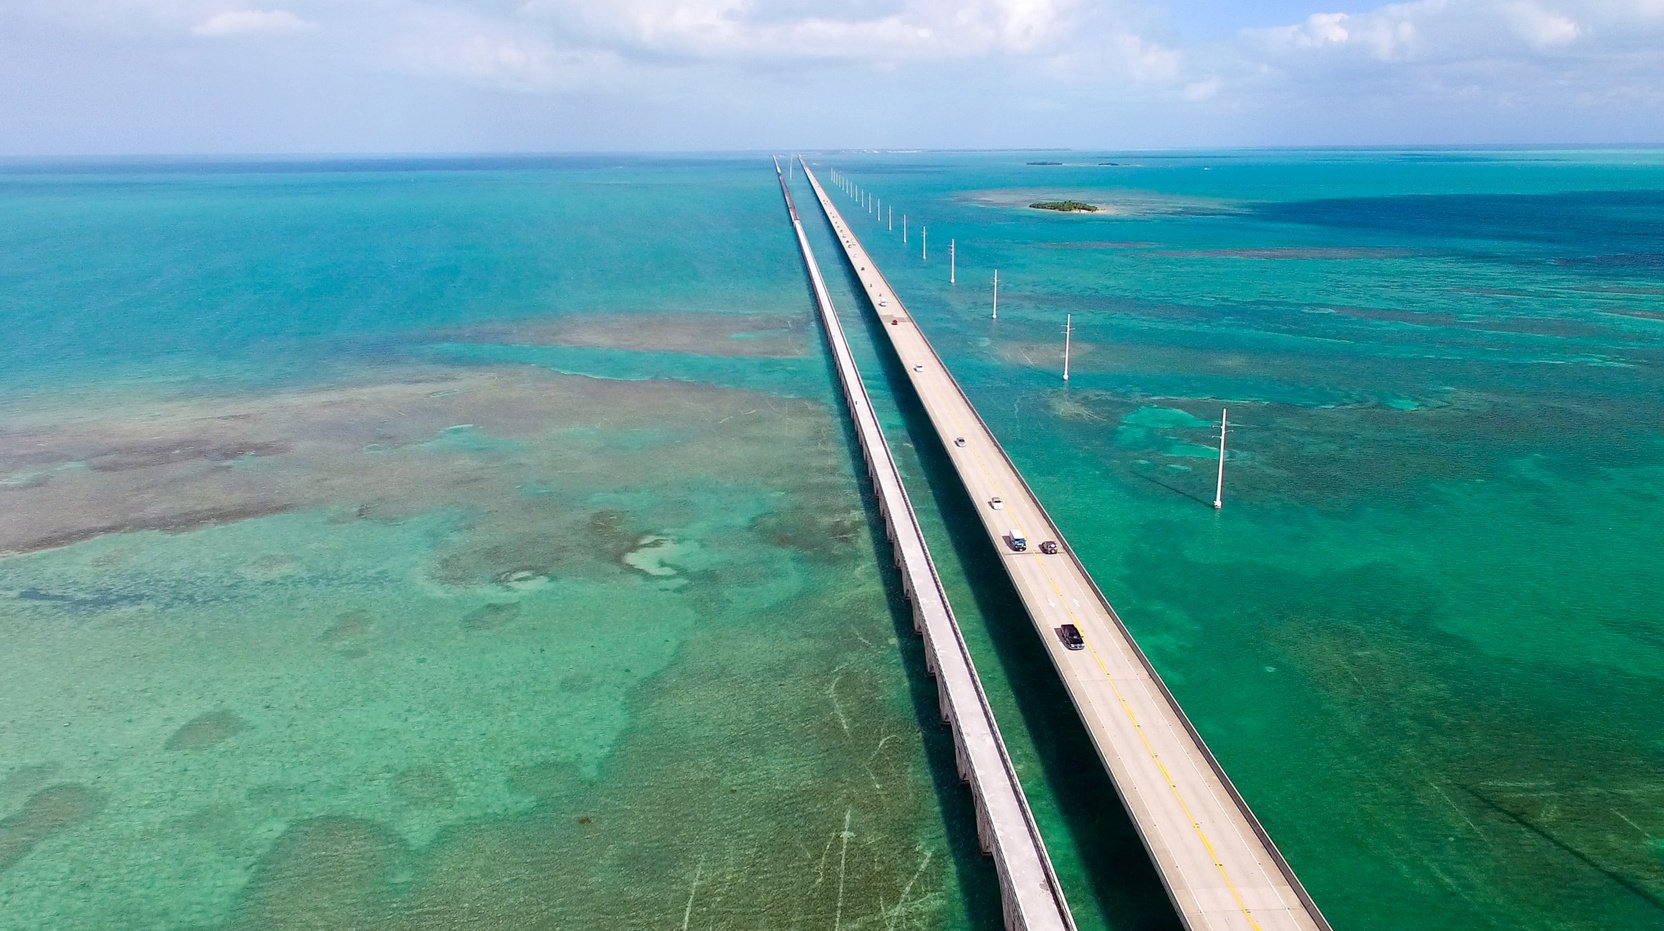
799,160,1330,931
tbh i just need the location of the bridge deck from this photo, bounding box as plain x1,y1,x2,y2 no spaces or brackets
799,160,1330,931
775,158,1074,931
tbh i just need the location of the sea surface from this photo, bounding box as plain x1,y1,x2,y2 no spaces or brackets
2,150,1661,930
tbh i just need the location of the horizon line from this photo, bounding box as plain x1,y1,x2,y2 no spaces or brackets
5,142,1664,163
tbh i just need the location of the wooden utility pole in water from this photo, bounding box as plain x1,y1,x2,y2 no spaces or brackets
922,226,928,261
888,205,893,231
950,239,956,284
903,215,908,243
992,270,999,319
1214,408,1228,510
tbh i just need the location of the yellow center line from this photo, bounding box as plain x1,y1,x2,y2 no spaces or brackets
813,181,1267,931
1034,571,1264,931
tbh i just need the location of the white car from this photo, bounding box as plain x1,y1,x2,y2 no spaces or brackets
989,497,1004,510
878,299,888,307
912,364,924,372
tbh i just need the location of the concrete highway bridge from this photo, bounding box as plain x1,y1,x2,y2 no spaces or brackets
796,158,1331,931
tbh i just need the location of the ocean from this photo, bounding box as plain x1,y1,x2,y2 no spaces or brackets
1,150,1660,930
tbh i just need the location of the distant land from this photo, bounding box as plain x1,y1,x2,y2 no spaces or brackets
1024,160,1124,167
1030,200,1099,213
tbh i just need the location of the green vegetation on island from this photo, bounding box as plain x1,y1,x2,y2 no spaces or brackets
1029,200,1099,213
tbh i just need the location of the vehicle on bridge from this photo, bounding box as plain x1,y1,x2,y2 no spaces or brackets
989,496,1004,510
1039,540,1059,554
1007,528,1027,552
1056,624,1084,650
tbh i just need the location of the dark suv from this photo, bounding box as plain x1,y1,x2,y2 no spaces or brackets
1056,624,1084,650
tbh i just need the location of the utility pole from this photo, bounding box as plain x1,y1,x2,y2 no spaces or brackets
950,240,956,284
903,215,908,243
888,205,893,231
1063,314,1072,382
992,270,999,319
922,226,928,261
1214,408,1228,510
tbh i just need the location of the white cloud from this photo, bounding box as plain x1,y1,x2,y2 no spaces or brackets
1251,8,1422,62
373,6,657,94
1241,0,1664,65
5,0,1664,150
1504,3,1580,48
1270,12,1352,50
1182,77,1222,101
191,8,312,38
1196,0,1664,143
517,0,1098,62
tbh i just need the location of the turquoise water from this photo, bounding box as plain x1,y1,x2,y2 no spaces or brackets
0,157,999,929
806,149,1664,931
2,150,1661,930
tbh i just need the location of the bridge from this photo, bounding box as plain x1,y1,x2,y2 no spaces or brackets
798,159,1331,931
774,157,1076,931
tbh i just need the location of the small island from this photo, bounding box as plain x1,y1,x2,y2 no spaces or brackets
1029,200,1100,213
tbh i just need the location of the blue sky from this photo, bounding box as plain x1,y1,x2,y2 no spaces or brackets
2,0,1661,154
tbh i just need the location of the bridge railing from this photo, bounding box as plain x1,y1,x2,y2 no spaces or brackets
799,158,1331,931
779,159,1077,931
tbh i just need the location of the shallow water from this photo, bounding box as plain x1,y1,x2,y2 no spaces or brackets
808,149,1664,931
0,157,997,930
2,150,1661,931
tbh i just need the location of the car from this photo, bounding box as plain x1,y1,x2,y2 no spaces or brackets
878,299,888,307
912,364,923,372
953,437,966,448
891,319,899,326
1056,624,1085,650
989,497,1004,510
1039,540,1059,554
